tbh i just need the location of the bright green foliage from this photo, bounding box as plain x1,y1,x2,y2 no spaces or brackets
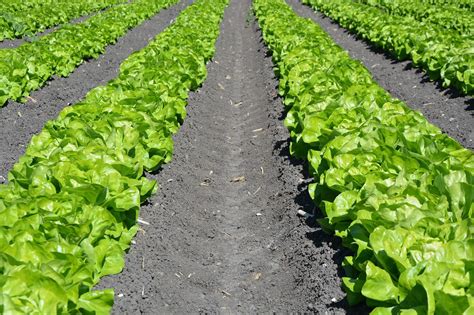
0,0,179,107
0,0,126,41
357,0,473,36
302,0,474,95
254,0,474,313
421,0,474,10
0,0,228,313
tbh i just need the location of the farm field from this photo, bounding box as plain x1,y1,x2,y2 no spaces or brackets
302,0,474,95
0,0,472,314
0,0,127,41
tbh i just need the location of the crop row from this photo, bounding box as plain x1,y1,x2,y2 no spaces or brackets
0,0,228,313
0,0,179,107
357,0,473,36
302,0,474,95
0,0,126,41
421,0,474,10
254,0,473,313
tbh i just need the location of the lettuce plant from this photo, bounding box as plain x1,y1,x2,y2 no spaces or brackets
0,0,179,107
357,0,472,36
0,0,228,312
303,0,474,95
0,0,127,41
254,0,474,313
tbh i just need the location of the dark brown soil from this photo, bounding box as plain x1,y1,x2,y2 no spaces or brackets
0,0,193,183
97,0,367,313
287,0,473,151
1,0,469,313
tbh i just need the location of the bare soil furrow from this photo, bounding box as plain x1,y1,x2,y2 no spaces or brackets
98,0,366,313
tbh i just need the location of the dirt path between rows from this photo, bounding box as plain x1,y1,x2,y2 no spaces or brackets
287,0,473,151
98,0,367,313
0,0,193,182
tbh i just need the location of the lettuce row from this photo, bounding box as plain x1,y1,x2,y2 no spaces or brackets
254,0,474,313
0,0,228,313
0,0,179,107
420,0,474,10
356,0,473,36
0,0,127,41
302,0,474,96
